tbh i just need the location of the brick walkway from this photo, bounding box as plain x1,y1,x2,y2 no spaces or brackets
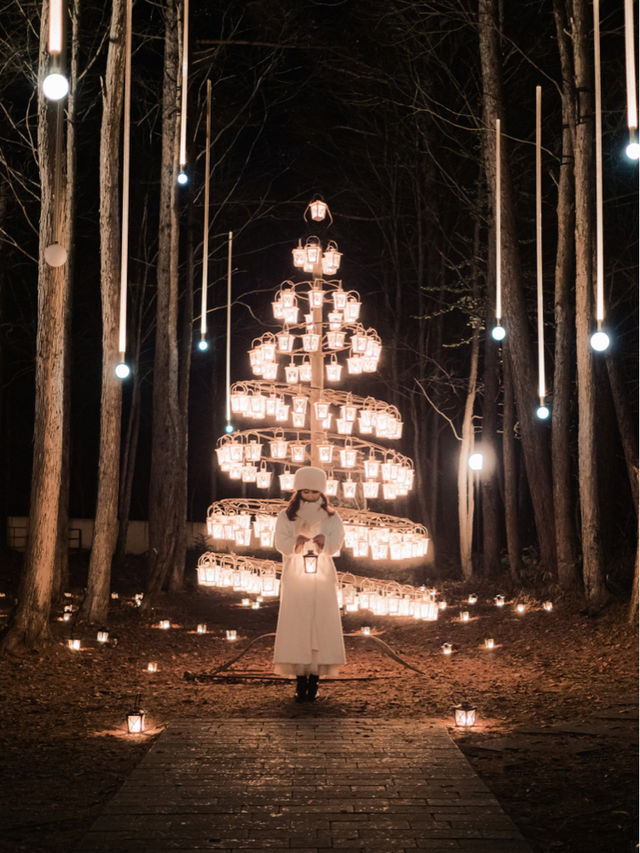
77,718,532,852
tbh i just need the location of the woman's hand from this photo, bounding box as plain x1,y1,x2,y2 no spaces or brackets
312,534,326,552
294,535,309,553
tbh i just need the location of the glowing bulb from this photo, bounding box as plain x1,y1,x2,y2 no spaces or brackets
115,362,130,379
536,405,550,420
42,72,69,100
626,142,640,160
177,170,188,185
590,330,610,352
468,452,484,471
491,324,506,341
198,339,208,351
225,423,234,434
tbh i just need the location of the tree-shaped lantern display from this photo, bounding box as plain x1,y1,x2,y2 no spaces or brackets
198,201,435,621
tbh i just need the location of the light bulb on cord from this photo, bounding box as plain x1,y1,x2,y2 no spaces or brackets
115,361,130,379
225,423,234,434
536,404,550,420
626,141,640,160
590,329,610,352
491,323,505,341
198,339,208,352
42,71,69,100
177,170,188,185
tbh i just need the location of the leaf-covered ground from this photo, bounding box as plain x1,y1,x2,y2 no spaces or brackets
0,573,637,853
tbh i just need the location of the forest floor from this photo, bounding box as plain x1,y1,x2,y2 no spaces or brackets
0,557,637,853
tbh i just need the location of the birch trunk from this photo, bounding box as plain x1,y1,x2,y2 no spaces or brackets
2,2,69,652
571,0,606,610
81,0,126,623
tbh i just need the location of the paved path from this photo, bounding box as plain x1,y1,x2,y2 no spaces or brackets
78,718,532,852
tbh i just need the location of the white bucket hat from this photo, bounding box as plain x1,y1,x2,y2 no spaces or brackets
293,466,327,493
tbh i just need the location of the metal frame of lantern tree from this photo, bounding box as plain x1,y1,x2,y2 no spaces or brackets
199,200,433,619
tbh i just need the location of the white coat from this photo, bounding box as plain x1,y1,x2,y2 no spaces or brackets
273,499,346,676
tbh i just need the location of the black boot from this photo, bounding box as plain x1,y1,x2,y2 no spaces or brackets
307,674,319,702
295,675,308,702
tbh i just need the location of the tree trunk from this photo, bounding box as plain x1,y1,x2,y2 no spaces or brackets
146,0,181,601
502,349,522,583
552,0,580,590
605,352,638,515
458,326,479,581
478,0,557,574
571,0,606,611
81,0,126,624
169,194,194,590
1,2,69,652
53,0,79,602
482,244,501,577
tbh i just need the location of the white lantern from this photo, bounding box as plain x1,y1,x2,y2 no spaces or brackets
299,359,312,382
516,603,526,614
342,479,357,499
343,296,361,323
309,199,328,220
290,443,306,463
279,469,295,490
262,361,278,380
382,483,397,500
322,245,342,275
361,626,371,636
314,401,331,420
459,611,470,622
159,619,171,630
147,662,158,673
441,642,453,655
362,481,379,499
291,411,306,428
351,331,368,353
484,638,495,649
249,395,266,419
226,630,237,641
275,401,290,422
277,330,295,353
454,703,477,727
340,445,356,468
318,443,334,464
256,465,272,489
325,477,338,497
332,289,347,310
126,708,146,733
340,403,357,422
305,239,321,266
348,356,363,375
327,330,346,349
321,414,333,430
543,601,553,611
336,418,353,435
303,550,318,574
292,396,308,415
325,354,343,382
468,593,478,605
328,312,343,330
494,594,505,607
270,437,288,458
285,363,300,384
308,286,323,307
364,456,379,479
292,240,306,267
97,629,109,644
68,638,81,650
244,441,262,461
303,333,320,352
197,623,207,634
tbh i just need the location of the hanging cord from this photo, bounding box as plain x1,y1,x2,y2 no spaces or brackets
199,79,211,341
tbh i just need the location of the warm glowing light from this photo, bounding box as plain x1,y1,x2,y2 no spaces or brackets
442,642,453,655
97,629,109,643
468,452,484,471
197,623,207,634
494,595,505,607
115,362,130,379
491,324,505,342
361,626,371,636
543,601,553,612
438,601,447,611
459,611,470,622
309,199,328,221
126,709,146,733
147,662,158,672
454,703,477,727
303,550,318,574
159,619,170,629
468,593,478,605
68,638,81,650
177,170,188,185
42,72,69,100
484,638,495,649
226,629,237,641
515,603,525,614
590,330,610,352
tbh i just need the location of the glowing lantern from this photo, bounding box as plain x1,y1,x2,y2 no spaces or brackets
126,708,146,733
348,356,363,375
275,400,290,422
361,626,371,636
439,600,447,611
494,594,505,607
197,624,207,634
459,611,470,623
279,469,295,490
270,436,288,459
309,199,328,220
328,312,343,330
256,465,272,489
485,638,496,650
159,619,170,630
454,703,477,727
303,550,318,574
364,455,380,479
111,592,119,600
382,483,397,500
262,362,278,380
322,244,342,275
299,359,312,382
62,612,71,622
340,444,356,468
226,630,237,641
314,401,331,420
291,411,306,428
441,642,453,655
516,603,526,614
285,363,300,384
241,598,250,607
543,601,553,611
332,289,347,311
244,441,262,462
336,418,353,435
362,481,379,499
344,296,361,323
292,240,306,267
292,396,308,415
277,330,295,353
325,354,343,382
97,629,109,644
327,330,346,349
68,638,81,650
351,331,368,354
325,477,338,497
290,443,306,463
318,442,334,464
321,414,333,430
304,239,321,267
468,593,478,605
303,332,320,352
147,662,158,672
342,478,357,499
251,601,260,609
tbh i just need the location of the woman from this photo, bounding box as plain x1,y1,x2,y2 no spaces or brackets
274,466,345,702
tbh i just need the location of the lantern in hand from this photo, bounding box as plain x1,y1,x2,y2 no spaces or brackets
303,550,318,574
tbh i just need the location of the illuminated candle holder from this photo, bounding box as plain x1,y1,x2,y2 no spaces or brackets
159,619,171,630
467,593,478,605
62,612,71,622
459,611,470,622
126,708,146,734
67,638,81,650
515,603,526,614
543,601,553,612
454,702,477,727
361,626,371,636
226,629,237,641
494,594,505,607
241,598,251,607
438,601,447,611
484,638,495,649
147,661,158,673
97,629,109,643
251,601,260,610
303,550,318,574
110,592,119,600
441,642,453,655
197,623,207,634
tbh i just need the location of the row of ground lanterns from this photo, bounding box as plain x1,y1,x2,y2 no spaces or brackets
37,589,558,734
